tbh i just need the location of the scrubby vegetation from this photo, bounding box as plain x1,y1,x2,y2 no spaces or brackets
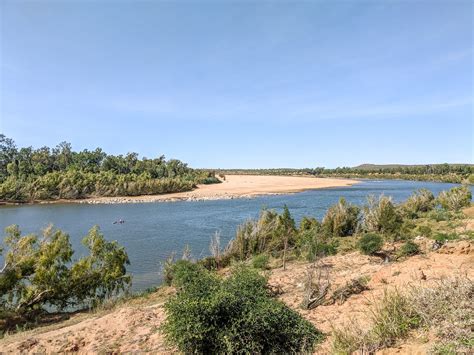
397,240,420,258
0,225,130,332
437,185,472,211
357,233,384,255
0,134,219,202
332,277,473,354
213,186,472,269
158,185,472,352
162,262,323,353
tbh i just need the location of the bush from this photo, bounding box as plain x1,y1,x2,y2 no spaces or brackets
200,176,221,185
437,186,472,211
296,228,338,261
198,256,218,270
162,259,204,288
224,207,297,261
427,209,451,222
251,254,270,269
162,266,323,353
433,232,458,245
400,189,435,218
397,241,420,257
357,233,384,255
321,198,360,237
415,225,432,237
363,195,403,239
306,239,338,261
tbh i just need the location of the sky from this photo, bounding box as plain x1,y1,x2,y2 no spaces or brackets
0,0,472,168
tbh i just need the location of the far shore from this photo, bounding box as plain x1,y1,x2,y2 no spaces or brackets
1,175,359,206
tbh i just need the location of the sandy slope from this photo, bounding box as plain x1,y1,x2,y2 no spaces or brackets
74,175,358,204
1,239,472,354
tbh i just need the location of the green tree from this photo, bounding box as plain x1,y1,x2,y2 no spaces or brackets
0,225,130,314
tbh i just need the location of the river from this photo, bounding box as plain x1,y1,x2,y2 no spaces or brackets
0,179,461,291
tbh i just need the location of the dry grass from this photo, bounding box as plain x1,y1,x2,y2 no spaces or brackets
331,277,474,354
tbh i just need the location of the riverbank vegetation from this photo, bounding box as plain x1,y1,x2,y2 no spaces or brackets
218,163,474,184
0,135,219,203
190,185,472,273
159,185,472,353
0,225,130,331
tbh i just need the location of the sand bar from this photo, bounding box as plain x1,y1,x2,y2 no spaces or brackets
73,175,358,205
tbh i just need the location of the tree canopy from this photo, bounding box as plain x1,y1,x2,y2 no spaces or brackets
0,135,218,202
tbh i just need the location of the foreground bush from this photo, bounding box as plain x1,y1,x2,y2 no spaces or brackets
162,264,323,353
0,225,130,315
357,233,383,255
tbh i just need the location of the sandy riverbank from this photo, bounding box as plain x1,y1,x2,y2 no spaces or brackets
72,175,358,204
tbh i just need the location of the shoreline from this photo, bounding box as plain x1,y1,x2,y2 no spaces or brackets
1,175,359,206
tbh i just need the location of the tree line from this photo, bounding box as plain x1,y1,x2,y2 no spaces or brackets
217,163,474,184
0,135,219,202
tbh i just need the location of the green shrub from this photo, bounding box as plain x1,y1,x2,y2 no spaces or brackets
224,207,297,261
437,186,472,211
299,216,320,231
162,266,323,353
200,176,221,185
400,189,435,218
321,198,360,237
296,228,338,261
357,233,384,255
397,241,420,257
306,240,338,261
363,195,403,240
251,254,270,269
162,259,204,288
433,232,458,244
198,256,218,270
415,225,432,237
427,209,452,222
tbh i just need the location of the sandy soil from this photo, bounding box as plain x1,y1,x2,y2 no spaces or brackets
70,175,358,204
1,238,472,354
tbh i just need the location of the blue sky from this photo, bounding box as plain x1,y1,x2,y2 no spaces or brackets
1,0,472,168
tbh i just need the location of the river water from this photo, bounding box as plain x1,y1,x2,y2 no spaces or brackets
0,179,461,291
